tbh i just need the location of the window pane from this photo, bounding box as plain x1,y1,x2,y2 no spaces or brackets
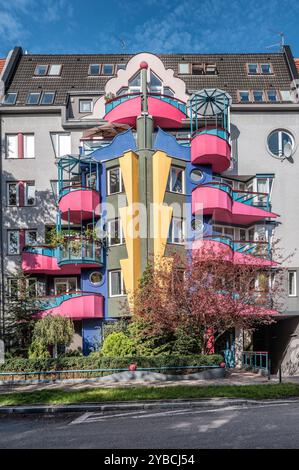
3,93,17,105
163,87,174,97
253,91,263,102
110,271,122,296
52,133,71,157
248,64,258,74
116,64,126,71
167,166,184,193
261,64,271,74
239,91,249,102
24,134,35,158
6,135,18,158
108,168,120,194
150,71,162,87
25,230,37,246
8,231,19,254
268,131,279,156
35,65,48,75
41,92,55,104
25,182,35,206
48,64,62,75
109,219,121,245
102,64,114,75
89,64,100,75
8,183,18,206
27,93,40,105
267,90,277,102
173,218,184,243
129,72,141,87
178,63,190,74
79,100,92,113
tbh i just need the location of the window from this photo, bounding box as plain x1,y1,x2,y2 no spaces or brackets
27,278,38,297
267,129,294,158
163,87,174,97
107,167,123,195
7,183,18,206
253,90,264,102
128,72,141,93
26,92,41,105
149,71,163,93
168,218,185,244
25,230,37,246
34,65,48,76
24,134,35,158
247,63,258,74
41,92,55,105
107,218,125,246
261,64,272,74
89,64,100,75
51,133,71,158
48,64,62,76
89,272,103,285
190,169,203,183
8,278,19,298
178,63,190,74
239,91,250,102
109,270,125,297
3,92,17,105
6,134,18,159
8,230,19,255
267,90,277,102
116,64,126,71
102,64,114,75
79,99,93,113
288,271,297,297
54,278,77,295
167,166,185,193
25,182,36,206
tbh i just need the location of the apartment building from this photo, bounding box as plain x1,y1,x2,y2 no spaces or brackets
1,46,299,372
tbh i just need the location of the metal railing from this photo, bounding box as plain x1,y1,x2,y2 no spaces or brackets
39,291,103,311
105,92,187,114
242,351,269,372
57,238,104,266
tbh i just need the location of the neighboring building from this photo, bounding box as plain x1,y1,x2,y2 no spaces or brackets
1,46,299,372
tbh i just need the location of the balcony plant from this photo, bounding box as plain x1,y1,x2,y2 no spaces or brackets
104,92,116,103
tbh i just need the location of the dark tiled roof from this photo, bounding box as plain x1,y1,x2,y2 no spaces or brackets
4,52,293,106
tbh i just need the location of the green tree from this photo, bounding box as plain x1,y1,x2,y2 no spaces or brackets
4,270,42,357
29,315,74,358
101,332,136,357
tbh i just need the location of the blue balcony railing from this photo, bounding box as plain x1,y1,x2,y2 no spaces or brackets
242,351,269,372
57,238,104,266
105,92,187,114
201,181,271,210
203,236,271,260
22,245,57,258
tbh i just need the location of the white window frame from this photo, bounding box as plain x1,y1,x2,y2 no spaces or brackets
79,99,93,113
51,132,71,158
107,167,123,195
48,64,62,76
288,271,297,297
34,64,48,76
54,277,78,295
107,218,125,246
168,217,185,244
26,92,41,105
5,134,18,159
109,270,126,297
3,92,18,105
8,278,19,298
89,64,100,76
7,230,20,255
7,182,19,206
178,63,190,74
252,90,264,102
41,91,55,105
260,63,272,74
23,133,35,159
238,90,250,102
267,129,294,158
167,166,185,194
24,181,36,206
102,64,114,76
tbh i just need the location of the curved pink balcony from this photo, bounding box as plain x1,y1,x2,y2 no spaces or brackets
104,95,186,128
21,246,100,275
191,132,231,172
192,238,276,266
192,185,278,225
38,292,104,320
58,188,100,223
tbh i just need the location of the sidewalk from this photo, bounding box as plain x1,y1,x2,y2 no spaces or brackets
1,369,299,395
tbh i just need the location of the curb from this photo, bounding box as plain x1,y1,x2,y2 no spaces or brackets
1,397,299,414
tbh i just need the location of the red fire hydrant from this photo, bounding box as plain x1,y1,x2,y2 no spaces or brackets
128,363,137,371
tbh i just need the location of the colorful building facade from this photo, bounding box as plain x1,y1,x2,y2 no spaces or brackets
1,47,299,372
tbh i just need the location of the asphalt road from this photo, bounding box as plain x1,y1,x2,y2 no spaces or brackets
1,401,299,449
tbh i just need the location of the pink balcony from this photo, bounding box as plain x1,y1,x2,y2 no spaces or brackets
38,292,104,320
191,131,231,172
192,184,278,225
104,94,187,128
58,188,100,223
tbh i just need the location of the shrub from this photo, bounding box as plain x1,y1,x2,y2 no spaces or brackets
101,332,137,357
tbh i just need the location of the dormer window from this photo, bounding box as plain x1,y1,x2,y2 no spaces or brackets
3,92,18,105
41,91,55,105
48,64,62,76
205,63,217,75
128,71,141,93
247,63,258,74
178,63,190,74
89,64,100,76
26,92,41,105
79,99,93,113
261,64,272,74
149,71,162,94
192,63,205,75
102,64,114,75
34,65,48,76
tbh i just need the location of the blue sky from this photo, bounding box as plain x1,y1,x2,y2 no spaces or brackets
0,0,299,56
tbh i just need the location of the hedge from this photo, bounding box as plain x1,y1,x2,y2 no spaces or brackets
0,354,223,373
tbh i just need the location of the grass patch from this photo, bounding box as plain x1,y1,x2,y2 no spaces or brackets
1,383,299,406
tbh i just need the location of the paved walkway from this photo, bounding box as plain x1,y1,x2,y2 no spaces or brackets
0,369,299,394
